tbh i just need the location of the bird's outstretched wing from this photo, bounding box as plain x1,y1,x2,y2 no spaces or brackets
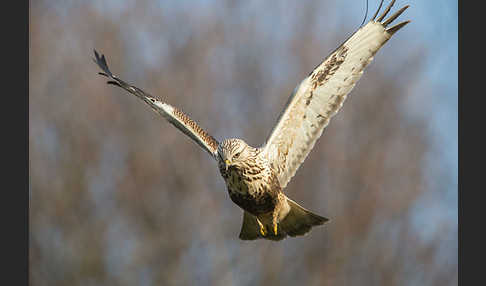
93,50,220,158
262,0,410,188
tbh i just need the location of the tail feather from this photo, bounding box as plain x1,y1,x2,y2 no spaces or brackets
280,198,329,237
239,211,261,240
238,197,329,241
239,211,287,241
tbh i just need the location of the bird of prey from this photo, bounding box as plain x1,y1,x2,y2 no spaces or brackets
93,1,410,241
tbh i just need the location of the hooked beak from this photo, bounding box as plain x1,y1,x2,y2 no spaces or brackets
224,159,231,171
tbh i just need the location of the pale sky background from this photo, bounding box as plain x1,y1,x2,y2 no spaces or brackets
30,0,458,284
107,0,459,239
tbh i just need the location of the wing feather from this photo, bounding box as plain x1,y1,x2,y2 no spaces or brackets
93,50,219,159
262,2,410,188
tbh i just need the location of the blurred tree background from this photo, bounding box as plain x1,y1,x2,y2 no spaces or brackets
29,0,457,285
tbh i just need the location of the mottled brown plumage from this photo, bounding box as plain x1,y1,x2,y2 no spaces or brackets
216,138,327,240
93,1,410,241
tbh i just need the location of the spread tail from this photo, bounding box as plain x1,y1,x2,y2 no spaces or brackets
239,197,329,241
280,198,329,237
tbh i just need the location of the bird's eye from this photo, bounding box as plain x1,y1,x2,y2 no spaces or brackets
233,152,241,159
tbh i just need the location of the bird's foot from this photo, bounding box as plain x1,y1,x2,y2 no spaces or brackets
257,219,267,236
273,223,278,236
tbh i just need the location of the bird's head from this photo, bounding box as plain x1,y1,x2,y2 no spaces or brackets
218,138,251,171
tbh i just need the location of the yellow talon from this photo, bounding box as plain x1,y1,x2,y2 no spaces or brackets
260,226,266,236
257,219,266,236
273,224,278,235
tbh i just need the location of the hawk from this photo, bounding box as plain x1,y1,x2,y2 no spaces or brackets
93,1,410,241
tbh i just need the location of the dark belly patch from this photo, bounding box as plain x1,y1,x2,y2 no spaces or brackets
228,189,276,215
